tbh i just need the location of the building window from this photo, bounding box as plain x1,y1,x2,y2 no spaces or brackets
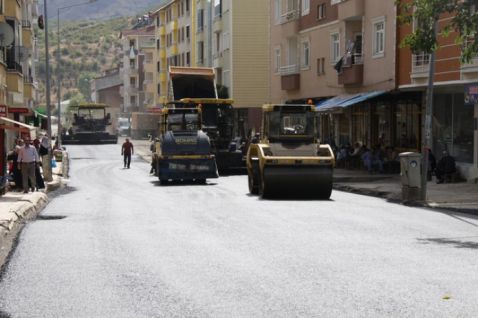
274,47,281,73
156,15,160,27
130,96,136,105
130,77,136,86
156,39,160,50
186,25,190,42
186,52,190,66
330,32,340,63
372,17,385,58
317,3,326,20
317,57,325,75
301,40,310,68
197,9,204,32
302,0,310,15
129,40,135,48
130,59,135,69
186,0,189,13
157,61,160,72
197,41,204,64
215,32,221,53
274,0,281,23
214,0,222,18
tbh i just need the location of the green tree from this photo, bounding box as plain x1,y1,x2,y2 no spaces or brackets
78,72,95,102
397,0,478,200
398,0,478,62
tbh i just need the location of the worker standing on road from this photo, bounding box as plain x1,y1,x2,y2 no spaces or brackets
121,138,134,169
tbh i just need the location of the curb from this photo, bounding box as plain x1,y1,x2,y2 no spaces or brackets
333,183,478,215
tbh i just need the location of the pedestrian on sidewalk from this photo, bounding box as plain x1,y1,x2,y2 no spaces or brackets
435,150,456,184
121,138,134,169
17,137,39,193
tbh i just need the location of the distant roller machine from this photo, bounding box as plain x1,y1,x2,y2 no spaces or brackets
246,104,335,199
62,103,118,144
153,104,218,184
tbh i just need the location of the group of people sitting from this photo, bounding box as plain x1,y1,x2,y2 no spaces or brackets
336,143,399,174
335,142,457,183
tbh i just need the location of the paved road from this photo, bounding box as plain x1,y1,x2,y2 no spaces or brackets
1,144,478,317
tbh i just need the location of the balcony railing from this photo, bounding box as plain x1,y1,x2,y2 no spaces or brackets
279,64,299,75
279,9,299,24
412,53,430,74
7,60,23,74
22,20,32,28
24,75,34,84
461,57,478,72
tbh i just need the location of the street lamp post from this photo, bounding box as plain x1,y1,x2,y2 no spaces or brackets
43,0,53,181
56,0,97,148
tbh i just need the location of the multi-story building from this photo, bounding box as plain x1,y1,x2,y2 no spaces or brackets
271,0,407,149
0,0,39,186
397,1,478,180
152,0,195,106
119,19,155,114
152,0,270,129
91,68,123,131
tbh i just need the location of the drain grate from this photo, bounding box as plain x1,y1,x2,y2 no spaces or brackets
36,215,67,220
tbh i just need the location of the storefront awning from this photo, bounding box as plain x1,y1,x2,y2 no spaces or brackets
317,91,387,112
0,116,36,133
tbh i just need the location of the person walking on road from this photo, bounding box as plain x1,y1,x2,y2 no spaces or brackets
121,138,134,169
17,137,40,193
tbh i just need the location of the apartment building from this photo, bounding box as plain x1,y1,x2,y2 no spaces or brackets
397,2,478,180
0,0,39,185
272,1,423,155
152,0,195,106
119,19,156,113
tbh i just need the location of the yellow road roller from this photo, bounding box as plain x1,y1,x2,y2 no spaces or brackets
246,104,335,199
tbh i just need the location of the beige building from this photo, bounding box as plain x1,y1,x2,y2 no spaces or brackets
151,0,270,112
270,0,396,103
119,20,156,113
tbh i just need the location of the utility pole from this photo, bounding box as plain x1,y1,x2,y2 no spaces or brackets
56,8,62,147
43,0,53,182
420,21,438,202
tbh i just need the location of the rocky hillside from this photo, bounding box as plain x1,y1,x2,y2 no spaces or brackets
42,0,169,21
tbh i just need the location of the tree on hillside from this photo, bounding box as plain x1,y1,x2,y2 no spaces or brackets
397,0,478,200
78,72,95,102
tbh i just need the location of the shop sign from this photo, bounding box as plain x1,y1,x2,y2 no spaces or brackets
8,107,29,113
0,105,7,117
464,83,478,106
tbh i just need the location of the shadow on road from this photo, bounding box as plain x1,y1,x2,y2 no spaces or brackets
417,236,478,249
149,180,217,187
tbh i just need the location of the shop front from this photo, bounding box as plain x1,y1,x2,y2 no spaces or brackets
317,91,422,154
433,84,478,180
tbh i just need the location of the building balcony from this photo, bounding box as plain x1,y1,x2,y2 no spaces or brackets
7,71,24,93
159,48,167,59
22,28,33,49
158,25,166,36
24,80,35,99
278,9,299,24
213,16,223,32
411,53,430,79
338,53,363,85
338,0,364,21
461,57,478,73
159,72,167,83
169,20,178,31
168,44,178,56
5,0,21,20
279,64,300,91
213,52,223,68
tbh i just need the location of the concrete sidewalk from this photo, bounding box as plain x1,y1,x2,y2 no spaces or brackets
0,155,68,247
333,168,478,214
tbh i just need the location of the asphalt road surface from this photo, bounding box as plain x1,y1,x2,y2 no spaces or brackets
1,143,478,317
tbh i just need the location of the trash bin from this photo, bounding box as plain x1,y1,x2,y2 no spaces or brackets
399,152,422,202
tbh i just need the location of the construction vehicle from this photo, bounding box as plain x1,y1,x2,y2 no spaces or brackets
153,103,218,184
168,67,245,171
62,103,118,144
246,104,335,199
